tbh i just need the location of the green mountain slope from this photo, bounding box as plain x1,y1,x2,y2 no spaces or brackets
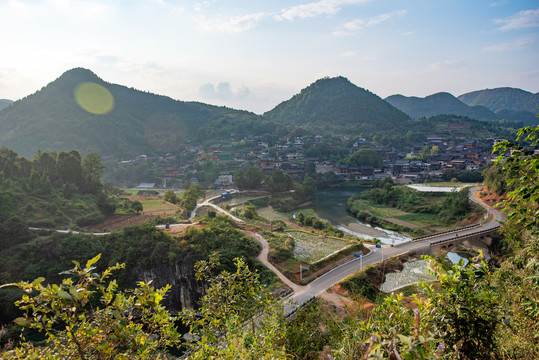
0,68,259,158
385,92,497,121
458,87,539,114
263,76,410,134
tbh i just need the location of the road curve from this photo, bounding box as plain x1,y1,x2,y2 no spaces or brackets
285,185,505,313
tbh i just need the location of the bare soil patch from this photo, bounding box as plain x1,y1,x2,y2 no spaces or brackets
165,224,204,235
319,284,375,316
477,188,506,208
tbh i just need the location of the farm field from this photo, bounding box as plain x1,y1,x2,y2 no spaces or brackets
288,231,352,263
140,200,177,213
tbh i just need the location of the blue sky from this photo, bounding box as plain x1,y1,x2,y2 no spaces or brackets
0,0,538,113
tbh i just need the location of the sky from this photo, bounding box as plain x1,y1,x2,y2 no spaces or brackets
0,0,538,114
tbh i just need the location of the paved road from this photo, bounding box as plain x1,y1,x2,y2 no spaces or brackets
29,186,504,314
284,185,505,313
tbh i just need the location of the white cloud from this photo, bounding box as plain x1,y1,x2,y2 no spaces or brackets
482,37,534,52
198,12,268,33
333,9,407,35
426,60,464,73
199,82,250,100
495,8,539,30
275,0,368,21
341,51,356,57
402,30,416,36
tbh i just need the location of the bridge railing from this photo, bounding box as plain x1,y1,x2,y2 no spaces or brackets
429,225,500,246
411,223,482,242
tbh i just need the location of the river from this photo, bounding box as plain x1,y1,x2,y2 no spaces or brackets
312,187,411,245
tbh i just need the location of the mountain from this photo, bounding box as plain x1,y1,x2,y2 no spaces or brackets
263,76,410,133
385,92,498,121
0,68,258,158
458,87,539,114
0,99,12,111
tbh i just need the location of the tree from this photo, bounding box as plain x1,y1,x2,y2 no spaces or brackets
234,166,263,190
180,255,287,359
494,124,539,232
57,152,83,188
1,254,182,359
163,189,177,204
423,258,500,359
131,200,143,214
347,147,382,167
266,170,292,194
81,152,105,193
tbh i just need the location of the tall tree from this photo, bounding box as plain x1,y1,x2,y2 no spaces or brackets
81,152,105,193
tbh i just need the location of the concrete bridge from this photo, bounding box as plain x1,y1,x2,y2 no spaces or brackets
428,225,499,253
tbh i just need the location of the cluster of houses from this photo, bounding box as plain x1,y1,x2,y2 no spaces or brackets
121,135,509,189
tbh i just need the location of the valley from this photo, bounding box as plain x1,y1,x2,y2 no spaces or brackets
0,68,537,359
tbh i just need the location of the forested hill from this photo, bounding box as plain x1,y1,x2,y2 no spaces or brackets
0,99,12,111
458,87,539,114
385,92,497,121
0,68,259,158
263,76,410,134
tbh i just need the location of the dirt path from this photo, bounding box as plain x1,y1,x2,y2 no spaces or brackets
246,231,304,293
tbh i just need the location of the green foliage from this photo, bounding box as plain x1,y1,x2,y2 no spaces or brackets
163,190,177,204
180,255,287,359
234,166,263,190
178,183,205,217
345,146,382,167
494,124,539,232
131,200,143,214
0,68,262,158
423,257,500,359
264,76,410,136
441,169,483,183
482,163,509,195
437,189,472,222
1,254,182,359
266,170,293,194
285,299,341,359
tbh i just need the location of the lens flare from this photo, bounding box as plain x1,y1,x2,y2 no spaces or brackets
74,82,114,115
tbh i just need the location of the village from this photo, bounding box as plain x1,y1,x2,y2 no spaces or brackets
114,132,504,191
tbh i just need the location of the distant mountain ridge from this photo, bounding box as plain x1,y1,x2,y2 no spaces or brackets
0,68,535,158
264,76,410,133
0,68,258,158
386,88,538,125
458,87,539,114
0,99,12,112
385,92,497,121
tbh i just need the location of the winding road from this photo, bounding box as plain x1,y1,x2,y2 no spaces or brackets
30,186,504,314
253,185,506,313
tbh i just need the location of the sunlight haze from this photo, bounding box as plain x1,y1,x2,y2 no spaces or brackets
0,0,538,113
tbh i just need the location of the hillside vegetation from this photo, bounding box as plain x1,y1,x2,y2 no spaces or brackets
0,68,259,158
264,76,410,134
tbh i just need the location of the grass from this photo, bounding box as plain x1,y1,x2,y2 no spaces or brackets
287,230,351,263
257,207,289,221
140,200,177,213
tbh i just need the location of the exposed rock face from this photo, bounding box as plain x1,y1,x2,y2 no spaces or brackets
131,258,207,313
